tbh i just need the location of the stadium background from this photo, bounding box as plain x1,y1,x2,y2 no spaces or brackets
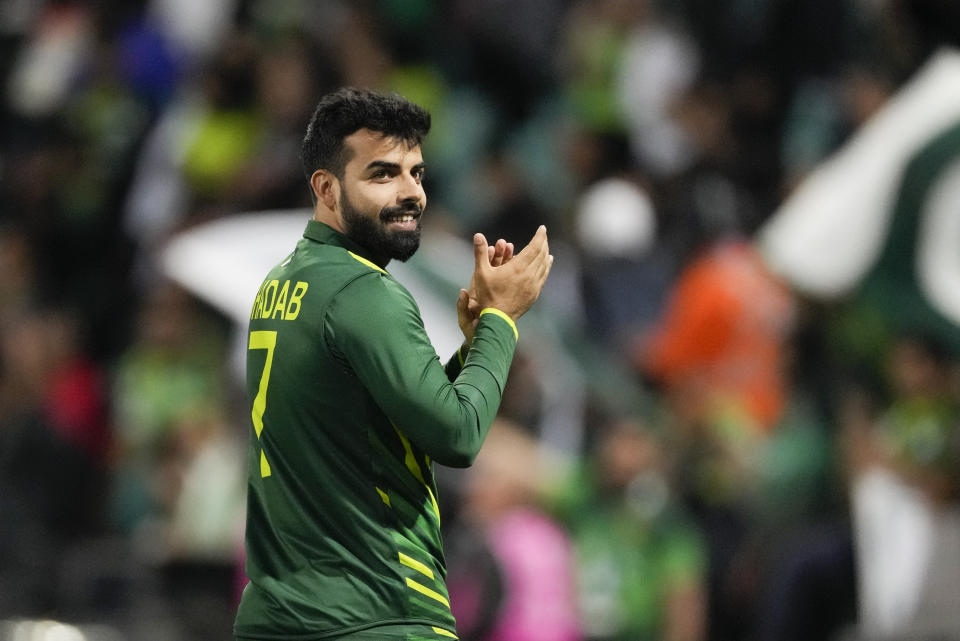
1,0,959,639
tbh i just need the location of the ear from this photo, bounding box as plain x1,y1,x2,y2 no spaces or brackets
310,169,339,211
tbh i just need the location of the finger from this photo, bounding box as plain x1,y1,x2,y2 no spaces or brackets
541,254,555,284
473,233,490,273
533,251,551,282
528,258,552,300
491,239,508,266
532,241,553,279
503,242,514,263
516,225,548,266
538,233,549,262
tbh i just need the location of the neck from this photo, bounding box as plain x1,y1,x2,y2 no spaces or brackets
313,207,343,233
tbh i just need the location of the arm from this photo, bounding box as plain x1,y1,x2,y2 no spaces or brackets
327,276,517,467
442,343,470,382
328,229,551,467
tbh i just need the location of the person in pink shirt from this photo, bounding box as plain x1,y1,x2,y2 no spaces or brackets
448,419,581,641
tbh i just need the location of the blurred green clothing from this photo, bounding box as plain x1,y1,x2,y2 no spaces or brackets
550,465,706,641
879,397,959,473
110,337,225,533
752,400,834,529
564,22,628,133
182,109,263,197
113,346,223,458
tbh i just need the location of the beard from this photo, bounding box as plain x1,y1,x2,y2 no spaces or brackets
340,187,422,264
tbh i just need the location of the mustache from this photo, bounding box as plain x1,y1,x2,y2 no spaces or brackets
379,202,422,221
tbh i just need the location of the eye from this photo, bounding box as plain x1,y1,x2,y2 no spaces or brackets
371,169,389,179
412,168,425,182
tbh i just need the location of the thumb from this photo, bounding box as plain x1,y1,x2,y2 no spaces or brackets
473,233,490,272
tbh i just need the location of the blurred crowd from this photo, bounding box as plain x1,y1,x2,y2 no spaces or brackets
1,0,960,640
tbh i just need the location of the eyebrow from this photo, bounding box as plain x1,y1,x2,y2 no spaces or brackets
364,160,426,173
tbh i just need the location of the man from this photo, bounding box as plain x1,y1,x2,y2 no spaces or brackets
233,88,553,640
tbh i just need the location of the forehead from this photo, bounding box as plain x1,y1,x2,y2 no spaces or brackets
343,128,423,170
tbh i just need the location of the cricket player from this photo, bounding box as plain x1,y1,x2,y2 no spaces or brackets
234,87,553,640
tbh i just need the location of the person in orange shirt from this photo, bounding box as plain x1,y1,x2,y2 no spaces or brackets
636,237,794,435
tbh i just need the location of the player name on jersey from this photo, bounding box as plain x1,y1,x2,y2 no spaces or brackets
249,279,309,321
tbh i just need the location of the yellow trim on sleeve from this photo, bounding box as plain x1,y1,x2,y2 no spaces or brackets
479,308,518,341
399,552,435,579
259,450,272,477
425,486,440,525
405,577,450,607
457,344,467,367
347,251,386,273
393,424,441,523
432,627,458,639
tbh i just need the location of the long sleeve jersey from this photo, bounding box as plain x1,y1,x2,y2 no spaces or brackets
234,220,518,640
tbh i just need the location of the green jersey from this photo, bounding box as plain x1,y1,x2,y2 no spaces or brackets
234,221,518,640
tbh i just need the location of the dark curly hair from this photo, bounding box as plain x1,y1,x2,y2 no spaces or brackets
300,88,431,187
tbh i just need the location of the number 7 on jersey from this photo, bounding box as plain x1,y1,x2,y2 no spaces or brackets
249,330,277,477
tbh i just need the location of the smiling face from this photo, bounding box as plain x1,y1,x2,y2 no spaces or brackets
313,128,427,266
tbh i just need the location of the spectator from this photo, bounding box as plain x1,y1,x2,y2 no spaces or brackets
108,282,229,537
574,175,669,349
548,416,708,641
850,332,960,639
448,419,581,641
635,236,794,435
0,310,109,616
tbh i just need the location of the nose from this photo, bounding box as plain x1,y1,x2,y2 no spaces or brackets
397,172,424,205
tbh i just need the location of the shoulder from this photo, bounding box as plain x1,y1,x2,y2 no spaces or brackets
251,243,408,326
321,257,419,329
334,259,413,306
282,242,377,281
274,243,413,302
322,263,427,355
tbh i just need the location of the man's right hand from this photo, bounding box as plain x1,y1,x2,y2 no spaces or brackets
470,225,553,322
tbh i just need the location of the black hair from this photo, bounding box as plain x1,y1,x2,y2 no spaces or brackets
300,87,431,185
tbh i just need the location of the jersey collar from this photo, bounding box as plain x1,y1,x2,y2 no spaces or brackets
303,220,386,269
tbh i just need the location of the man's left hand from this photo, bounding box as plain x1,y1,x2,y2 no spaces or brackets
457,237,513,345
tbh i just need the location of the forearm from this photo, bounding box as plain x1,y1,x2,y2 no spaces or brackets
411,313,517,466
443,343,469,382
331,278,518,467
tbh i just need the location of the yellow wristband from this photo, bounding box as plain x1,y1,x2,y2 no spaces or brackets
479,308,518,342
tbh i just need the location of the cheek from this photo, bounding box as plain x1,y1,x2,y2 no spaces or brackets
354,183,395,211
341,184,379,215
